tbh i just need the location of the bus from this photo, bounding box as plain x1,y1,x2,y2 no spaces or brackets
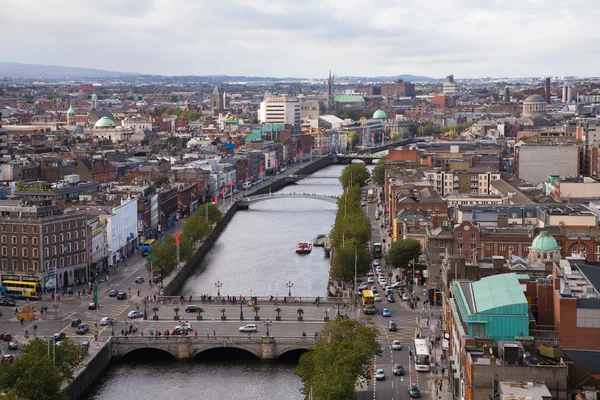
414,339,431,372
1,280,42,300
367,189,375,203
372,242,383,259
362,290,376,315
141,239,156,256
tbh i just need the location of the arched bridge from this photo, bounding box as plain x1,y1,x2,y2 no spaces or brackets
111,335,315,361
237,193,339,208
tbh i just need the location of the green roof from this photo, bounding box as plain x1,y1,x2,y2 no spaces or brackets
471,273,527,314
67,105,75,114
531,231,559,251
373,109,387,119
94,116,116,128
333,95,365,103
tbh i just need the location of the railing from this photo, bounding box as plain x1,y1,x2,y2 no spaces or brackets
154,295,351,305
112,335,312,344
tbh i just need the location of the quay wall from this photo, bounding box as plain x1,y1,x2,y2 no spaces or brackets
64,341,112,400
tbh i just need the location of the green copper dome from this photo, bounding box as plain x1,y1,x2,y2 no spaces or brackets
373,109,387,119
94,116,116,128
67,105,75,114
524,94,545,103
531,231,559,251
91,94,98,99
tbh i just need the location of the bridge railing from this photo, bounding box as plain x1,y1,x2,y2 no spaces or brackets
154,295,351,306
112,335,314,344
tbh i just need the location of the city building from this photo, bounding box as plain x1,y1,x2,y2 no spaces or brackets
424,169,501,196
522,95,547,118
380,81,415,97
515,144,579,185
258,97,301,125
442,74,457,94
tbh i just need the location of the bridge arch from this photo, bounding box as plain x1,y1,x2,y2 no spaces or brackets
241,193,339,206
192,344,261,360
276,346,311,360
120,347,178,361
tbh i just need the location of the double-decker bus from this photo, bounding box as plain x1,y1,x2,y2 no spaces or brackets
141,239,156,256
361,290,376,314
367,189,375,203
372,242,383,259
1,280,42,300
414,338,431,372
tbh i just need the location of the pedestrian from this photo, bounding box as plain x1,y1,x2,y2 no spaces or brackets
20,317,23,325
213,330,216,336
194,330,198,337
441,367,445,376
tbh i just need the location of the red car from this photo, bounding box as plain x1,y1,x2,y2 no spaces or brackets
0,333,12,342
1,354,15,364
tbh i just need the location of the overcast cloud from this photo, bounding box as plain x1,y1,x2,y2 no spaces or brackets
1,0,599,78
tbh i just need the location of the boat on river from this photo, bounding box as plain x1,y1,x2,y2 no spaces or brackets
296,242,313,254
313,234,327,247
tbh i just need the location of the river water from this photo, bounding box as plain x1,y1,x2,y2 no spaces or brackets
85,164,347,400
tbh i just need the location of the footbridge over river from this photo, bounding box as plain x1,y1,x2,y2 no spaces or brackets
111,335,315,361
237,193,339,209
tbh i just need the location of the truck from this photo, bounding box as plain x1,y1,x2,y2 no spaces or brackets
62,174,80,185
367,189,375,203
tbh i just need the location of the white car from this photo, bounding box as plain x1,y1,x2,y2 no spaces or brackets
100,317,115,325
366,271,374,277
176,323,193,332
402,292,410,301
239,324,258,333
374,294,382,302
127,310,144,319
373,260,380,267
367,277,375,284
392,340,402,350
375,369,385,380
375,266,382,272
379,279,387,286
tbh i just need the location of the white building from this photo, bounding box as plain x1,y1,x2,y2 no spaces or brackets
258,97,301,125
442,74,457,94
88,217,108,273
104,198,138,266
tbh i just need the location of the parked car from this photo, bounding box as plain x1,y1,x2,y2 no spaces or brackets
373,260,380,267
185,305,200,313
1,354,14,364
108,290,119,297
134,277,144,284
408,385,421,398
71,318,82,327
8,341,18,350
116,292,127,300
393,364,405,376
75,324,89,334
88,302,98,310
239,324,258,333
375,369,385,381
387,295,395,303
128,311,144,319
392,340,402,350
402,292,410,302
366,271,374,277
100,317,115,326
382,308,391,317
374,294,382,302
53,332,65,341
367,277,375,284
371,286,378,293
0,297,16,307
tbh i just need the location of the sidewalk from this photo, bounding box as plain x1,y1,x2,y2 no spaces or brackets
429,353,453,400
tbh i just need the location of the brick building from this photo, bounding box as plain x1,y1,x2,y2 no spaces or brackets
75,159,117,183
380,82,415,97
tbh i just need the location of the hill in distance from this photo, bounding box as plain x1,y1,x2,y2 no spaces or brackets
0,62,139,79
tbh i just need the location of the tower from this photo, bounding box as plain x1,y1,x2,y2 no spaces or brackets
210,85,222,113
327,70,332,105
504,86,510,103
545,77,551,104
222,91,228,109
562,84,568,104
91,93,98,110
66,105,75,126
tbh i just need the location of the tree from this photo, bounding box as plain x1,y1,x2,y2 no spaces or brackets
371,158,389,186
152,174,170,186
386,239,422,269
330,238,372,281
182,214,209,242
339,164,370,189
178,234,196,264
295,317,381,400
145,237,177,282
345,131,358,148
198,203,222,225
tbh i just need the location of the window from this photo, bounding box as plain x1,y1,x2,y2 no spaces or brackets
1,236,5,244
524,246,529,252
22,226,27,233
22,248,28,258
457,243,464,250
500,245,505,251
67,256,72,266
52,259,56,268
59,233,64,242
60,258,64,267
66,232,71,241
74,241,78,251
60,223,63,231
12,260,17,270
12,226,16,233
67,222,70,229
471,243,477,249
74,231,78,239
44,236,48,245
1,247,6,257
457,232,463,239
11,236,16,244
33,261,38,271
22,261,28,270
81,240,86,249
45,226,48,233
82,253,86,262
32,237,38,245
12,247,17,257
33,248,38,258
74,254,78,264
439,242,445,249
52,235,56,243
509,245,516,251
572,245,578,252
486,245,492,251
22,237,28,245
1,225,4,232
52,246,56,256
81,229,86,238
472,323,486,337
32,226,36,234
44,248,49,257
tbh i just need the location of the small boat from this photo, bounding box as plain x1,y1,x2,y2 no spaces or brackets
296,242,313,254
313,234,327,247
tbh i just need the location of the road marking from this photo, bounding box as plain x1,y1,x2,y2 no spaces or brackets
62,312,76,321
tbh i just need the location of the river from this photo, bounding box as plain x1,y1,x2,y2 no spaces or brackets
85,164,347,400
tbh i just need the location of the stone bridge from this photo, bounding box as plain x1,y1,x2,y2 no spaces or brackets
110,335,315,361
237,193,339,208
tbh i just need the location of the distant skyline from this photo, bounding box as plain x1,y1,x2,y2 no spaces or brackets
1,0,599,79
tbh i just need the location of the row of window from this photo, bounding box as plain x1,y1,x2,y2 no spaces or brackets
0,240,86,258
0,221,83,233
456,232,477,240
1,236,38,245
0,232,86,246
0,260,39,272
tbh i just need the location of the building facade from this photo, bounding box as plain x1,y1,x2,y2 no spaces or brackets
258,97,301,125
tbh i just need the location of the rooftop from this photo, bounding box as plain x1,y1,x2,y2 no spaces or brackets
471,273,528,314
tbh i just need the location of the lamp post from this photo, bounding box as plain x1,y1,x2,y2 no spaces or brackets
215,281,222,297
239,301,244,320
143,299,147,320
286,281,294,297
264,319,272,337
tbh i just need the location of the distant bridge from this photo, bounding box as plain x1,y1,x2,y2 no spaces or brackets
287,174,340,179
111,335,315,361
238,193,339,208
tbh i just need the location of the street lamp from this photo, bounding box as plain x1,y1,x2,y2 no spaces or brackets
143,300,147,320
239,301,244,320
215,281,222,296
286,281,294,297
334,297,344,317
264,319,272,337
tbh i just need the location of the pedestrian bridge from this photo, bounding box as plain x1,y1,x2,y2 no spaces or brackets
237,193,339,208
110,335,315,361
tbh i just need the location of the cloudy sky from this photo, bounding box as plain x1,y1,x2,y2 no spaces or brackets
1,0,599,78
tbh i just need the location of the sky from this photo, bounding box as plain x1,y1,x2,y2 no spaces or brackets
2,0,600,79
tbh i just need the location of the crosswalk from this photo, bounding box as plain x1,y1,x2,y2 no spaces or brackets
82,303,130,319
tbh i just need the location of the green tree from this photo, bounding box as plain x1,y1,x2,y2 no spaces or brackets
371,158,389,186
198,203,222,225
330,211,371,250
178,234,196,264
345,131,358,148
152,174,170,186
146,236,177,282
339,164,370,189
182,214,209,242
386,239,422,269
295,317,381,400
330,238,372,281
